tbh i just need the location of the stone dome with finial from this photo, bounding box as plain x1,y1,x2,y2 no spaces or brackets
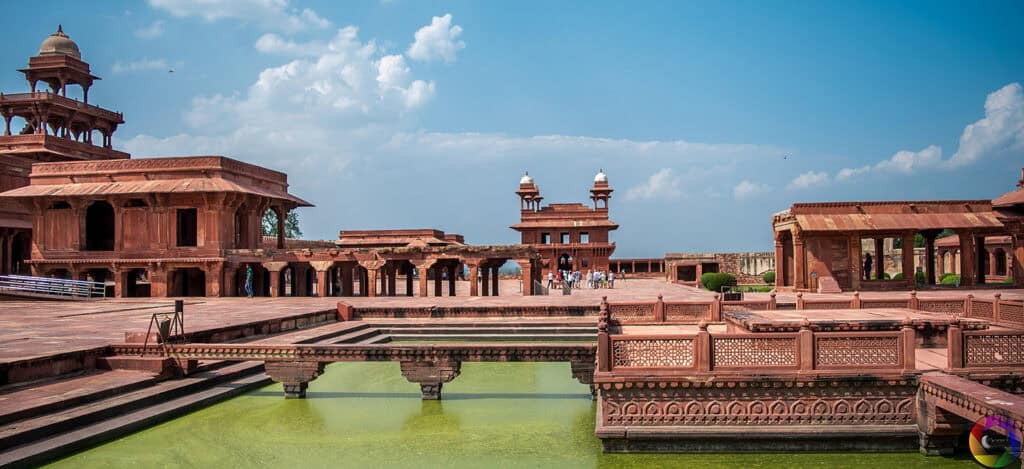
594,169,608,183
39,25,81,60
520,171,535,185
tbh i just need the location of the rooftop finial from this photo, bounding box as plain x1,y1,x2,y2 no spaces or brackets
57,24,63,34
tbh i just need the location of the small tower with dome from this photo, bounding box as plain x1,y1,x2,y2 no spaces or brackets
516,171,543,212
590,169,613,210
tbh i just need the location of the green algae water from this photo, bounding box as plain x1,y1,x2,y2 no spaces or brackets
48,363,977,469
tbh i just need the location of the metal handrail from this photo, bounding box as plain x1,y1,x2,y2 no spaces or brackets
0,274,105,299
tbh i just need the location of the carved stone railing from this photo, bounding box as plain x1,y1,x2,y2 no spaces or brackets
599,320,915,374
946,319,1024,370
0,91,124,122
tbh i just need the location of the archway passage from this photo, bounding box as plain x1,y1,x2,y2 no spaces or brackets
85,201,115,251
557,254,573,273
10,231,30,274
994,248,1007,276
170,268,206,297
124,268,151,297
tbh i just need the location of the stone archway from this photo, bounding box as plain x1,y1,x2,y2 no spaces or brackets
84,201,115,251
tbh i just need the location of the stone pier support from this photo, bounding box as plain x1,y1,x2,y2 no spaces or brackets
263,262,288,297
570,358,597,400
399,360,462,400
265,361,326,399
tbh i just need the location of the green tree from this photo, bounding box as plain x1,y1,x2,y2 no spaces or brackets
262,209,303,239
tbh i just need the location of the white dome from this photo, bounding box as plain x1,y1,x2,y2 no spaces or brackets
594,169,608,183
520,172,534,185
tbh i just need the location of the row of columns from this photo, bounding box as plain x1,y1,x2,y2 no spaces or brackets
0,109,115,148
936,247,1010,277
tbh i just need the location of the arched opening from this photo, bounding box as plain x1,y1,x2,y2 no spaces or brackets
170,268,206,297
995,248,1007,277
281,266,295,296
124,268,151,297
234,205,251,249
10,231,30,274
557,254,573,274
84,201,115,251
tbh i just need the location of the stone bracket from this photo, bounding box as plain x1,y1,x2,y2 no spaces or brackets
265,361,326,399
400,360,462,400
570,358,597,400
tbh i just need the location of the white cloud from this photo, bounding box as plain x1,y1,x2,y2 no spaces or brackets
135,20,164,39
625,168,681,201
733,180,769,200
407,13,465,63
148,0,330,33
787,171,829,190
112,58,170,74
254,33,326,56
836,82,1024,181
948,82,1024,167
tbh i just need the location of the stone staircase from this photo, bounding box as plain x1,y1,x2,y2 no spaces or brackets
0,319,377,467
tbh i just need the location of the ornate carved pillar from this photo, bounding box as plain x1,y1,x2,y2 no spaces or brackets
204,263,223,297
989,248,998,277
263,261,288,297
341,264,354,296
773,231,785,288
149,264,168,297
310,261,333,297
112,265,124,298
399,360,461,400
414,261,434,297
516,259,533,296
792,227,806,290
358,260,384,297
265,361,326,399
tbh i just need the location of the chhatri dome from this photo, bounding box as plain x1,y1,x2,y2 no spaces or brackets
38,25,81,60
520,171,534,185
594,169,608,183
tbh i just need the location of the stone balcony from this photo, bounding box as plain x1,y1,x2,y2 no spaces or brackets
0,134,129,161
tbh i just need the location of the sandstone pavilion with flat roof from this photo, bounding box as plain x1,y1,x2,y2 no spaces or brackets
772,169,1024,292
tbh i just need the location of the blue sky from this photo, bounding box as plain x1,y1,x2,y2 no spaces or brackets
2,1,1022,256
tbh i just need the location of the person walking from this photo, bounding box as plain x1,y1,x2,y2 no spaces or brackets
244,265,255,298
609,271,615,289
547,271,554,289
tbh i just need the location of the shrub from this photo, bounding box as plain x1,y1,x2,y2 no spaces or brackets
733,285,774,293
762,271,776,284
1003,277,1014,285
701,272,737,292
872,272,891,280
915,271,926,286
892,273,903,280
940,274,960,286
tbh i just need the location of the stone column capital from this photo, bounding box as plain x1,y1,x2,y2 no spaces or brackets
262,261,289,272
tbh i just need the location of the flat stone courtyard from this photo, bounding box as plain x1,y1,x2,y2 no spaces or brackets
1,278,1019,365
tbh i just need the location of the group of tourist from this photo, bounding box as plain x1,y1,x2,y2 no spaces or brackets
547,269,617,290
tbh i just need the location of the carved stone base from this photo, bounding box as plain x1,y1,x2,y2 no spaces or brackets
265,361,326,399
400,360,461,400
570,359,597,400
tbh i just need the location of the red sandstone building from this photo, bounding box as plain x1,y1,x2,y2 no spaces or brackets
771,172,1024,291
0,26,128,275
512,171,617,277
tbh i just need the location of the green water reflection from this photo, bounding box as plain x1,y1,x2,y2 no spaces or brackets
48,362,976,468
